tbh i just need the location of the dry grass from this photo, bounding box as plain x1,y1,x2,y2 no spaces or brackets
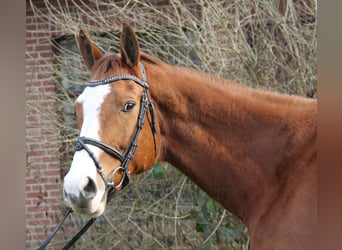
27,0,316,249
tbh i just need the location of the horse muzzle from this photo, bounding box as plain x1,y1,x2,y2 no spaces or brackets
63,174,107,217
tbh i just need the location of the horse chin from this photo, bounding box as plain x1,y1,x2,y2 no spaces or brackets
68,190,108,217
84,201,106,217
74,201,106,218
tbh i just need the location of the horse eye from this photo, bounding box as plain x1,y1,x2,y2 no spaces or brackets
122,101,136,112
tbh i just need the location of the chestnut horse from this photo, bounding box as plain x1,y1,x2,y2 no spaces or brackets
63,23,317,249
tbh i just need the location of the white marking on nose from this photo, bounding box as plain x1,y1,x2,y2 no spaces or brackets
64,84,111,204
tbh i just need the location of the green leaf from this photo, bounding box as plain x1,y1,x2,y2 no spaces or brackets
206,198,218,212
220,225,244,241
152,163,164,179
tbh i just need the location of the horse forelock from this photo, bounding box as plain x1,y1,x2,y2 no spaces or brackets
90,54,121,79
89,52,163,81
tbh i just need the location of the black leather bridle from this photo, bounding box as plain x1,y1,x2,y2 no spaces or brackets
75,62,157,191
38,62,157,249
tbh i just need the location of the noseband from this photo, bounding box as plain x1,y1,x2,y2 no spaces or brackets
75,62,157,191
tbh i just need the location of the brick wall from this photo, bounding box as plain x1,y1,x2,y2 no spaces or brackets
26,1,62,247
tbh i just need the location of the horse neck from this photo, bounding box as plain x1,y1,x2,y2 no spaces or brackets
147,62,316,226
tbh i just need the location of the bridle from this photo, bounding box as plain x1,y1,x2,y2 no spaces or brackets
75,62,157,191
38,62,157,249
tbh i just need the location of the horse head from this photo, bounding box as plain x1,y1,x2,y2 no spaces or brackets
63,23,158,216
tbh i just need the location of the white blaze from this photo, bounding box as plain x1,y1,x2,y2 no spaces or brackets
63,84,111,214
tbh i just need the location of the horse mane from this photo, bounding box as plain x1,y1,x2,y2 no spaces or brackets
91,54,122,77
141,52,163,66
140,51,315,111
92,51,315,112
91,51,163,79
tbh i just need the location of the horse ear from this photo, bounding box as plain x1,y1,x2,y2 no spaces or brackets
78,29,103,71
120,23,140,67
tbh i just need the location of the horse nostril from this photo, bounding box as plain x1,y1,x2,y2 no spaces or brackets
81,177,97,200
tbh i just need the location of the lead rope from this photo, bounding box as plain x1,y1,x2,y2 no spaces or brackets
61,217,97,250
38,192,117,250
37,208,73,250
36,208,96,250
38,195,113,250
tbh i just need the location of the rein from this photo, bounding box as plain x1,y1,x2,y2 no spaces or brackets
38,62,157,249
